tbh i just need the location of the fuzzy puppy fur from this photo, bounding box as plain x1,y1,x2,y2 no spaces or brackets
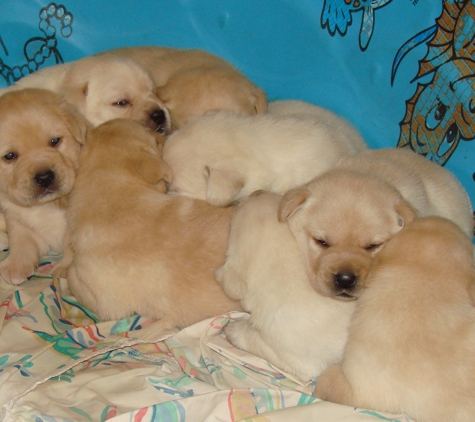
216,191,355,382
107,46,268,130
2,54,170,134
268,100,367,153
313,216,475,422
278,148,473,301
163,100,367,206
63,119,242,327
0,88,88,285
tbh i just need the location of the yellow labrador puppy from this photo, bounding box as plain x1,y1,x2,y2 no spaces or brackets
2,54,170,134
0,55,172,253
0,88,88,284
216,191,355,382
63,119,242,326
107,46,268,130
314,216,475,422
278,148,473,301
163,100,367,206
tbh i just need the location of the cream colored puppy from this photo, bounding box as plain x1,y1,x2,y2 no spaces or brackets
278,148,473,301
0,89,88,285
163,101,367,206
2,54,170,133
64,119,242,327
314,216,475,422
107,46,268,130
216,191,355,382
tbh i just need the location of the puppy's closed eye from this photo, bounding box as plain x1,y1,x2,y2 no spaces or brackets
365,243,382,251
314,238,330,248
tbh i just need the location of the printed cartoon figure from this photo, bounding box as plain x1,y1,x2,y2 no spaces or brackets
321,0,393,51
0,2,73,86
394,0,475,166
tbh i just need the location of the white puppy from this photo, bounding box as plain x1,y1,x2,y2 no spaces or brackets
278,148,473,301
163,100,367,206
216,191,355,382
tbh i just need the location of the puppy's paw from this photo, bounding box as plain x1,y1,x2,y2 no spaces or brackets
0,257,36,285
224,319,252,350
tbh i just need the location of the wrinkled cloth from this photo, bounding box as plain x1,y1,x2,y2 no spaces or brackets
0,252,412,422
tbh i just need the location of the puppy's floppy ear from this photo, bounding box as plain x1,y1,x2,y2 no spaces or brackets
251,87,268,114
278,187,310,222
61,100,90,145
205,166,244,207
395,200,418,228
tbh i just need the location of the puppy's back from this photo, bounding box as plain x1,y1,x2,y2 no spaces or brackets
164,109,367,204
67,119,241,327
338,148,474,238
268,100,367,154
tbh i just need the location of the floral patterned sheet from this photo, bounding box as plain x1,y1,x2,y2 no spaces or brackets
0,252,413,422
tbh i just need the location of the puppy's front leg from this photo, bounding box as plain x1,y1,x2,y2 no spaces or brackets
0,211,8,251
0,220,43,285
313,364,355,405
225,319,282,366
52,230,73,279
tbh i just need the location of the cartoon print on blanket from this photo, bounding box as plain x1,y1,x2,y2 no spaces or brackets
393,0,475,168
320,0,394,51
0,2,73,85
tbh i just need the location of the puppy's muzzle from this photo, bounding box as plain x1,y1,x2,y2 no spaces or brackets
333,271,358,299
150,109,168,134
35,170,55,188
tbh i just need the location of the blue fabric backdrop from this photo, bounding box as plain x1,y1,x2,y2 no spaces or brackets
0,0,473,207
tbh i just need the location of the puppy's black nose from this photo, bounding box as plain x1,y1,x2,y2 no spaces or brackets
151,109,167,126
35,170,55,188
334,272,357,290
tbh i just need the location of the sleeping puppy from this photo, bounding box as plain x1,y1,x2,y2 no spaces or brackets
216,191,355,382
0,88,88,285
63,119,242,327
106,46,268,130
163,100,367,206
2,54,170,134
278,148,473,301
314,216,475,422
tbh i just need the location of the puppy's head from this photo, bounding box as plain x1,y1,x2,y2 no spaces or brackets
61,54,171,134
0,88,89,206
278,169,418,300
84,118,172,189
156,66,268,130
